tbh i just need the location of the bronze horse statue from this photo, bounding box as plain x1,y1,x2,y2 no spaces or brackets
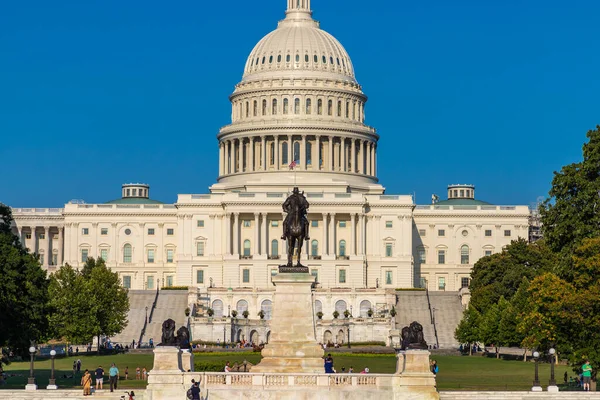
280,187,309,272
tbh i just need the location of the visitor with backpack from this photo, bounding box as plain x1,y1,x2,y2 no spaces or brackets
431,360,439,376
187,381,201,400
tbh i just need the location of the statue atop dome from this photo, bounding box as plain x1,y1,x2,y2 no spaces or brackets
280,187,310,273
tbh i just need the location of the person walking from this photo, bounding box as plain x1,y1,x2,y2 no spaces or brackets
190,381,201,400
324,354,334,374
109,363,119,392
583,360,593,392
95,365,104,390
81,369,92,396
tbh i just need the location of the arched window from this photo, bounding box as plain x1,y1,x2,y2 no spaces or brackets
261,300,273,320
293,141,300,163
262,99,267,116
286,54,291,62
306,98,312,114
315,300,323,314
330,56,334,65
282,142,289,164
294,98,300,114
212,300,224,317
271,240,279,257
283,98,289,114
243,240,251,257
261,56,265,64
461,245,470,264
317,99,323,115
345,101,350,118
311,240,318,256
360,300,372,317
295,54,300,62
253,100,258,116
277,54,282,63
306,141,312,165
336,57,340,66
305,54,309,62
123,244,132,263
337,101,342,117
339,240,346,256
322,55,327,64
314,55,318,63
328,100,333,116
272,99,278,115
335,300,347,314
269,55,273,64
236,300,248,313
270,142,275,165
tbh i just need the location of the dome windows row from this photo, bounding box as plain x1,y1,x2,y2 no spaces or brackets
232,96,365,123
247,51,351,75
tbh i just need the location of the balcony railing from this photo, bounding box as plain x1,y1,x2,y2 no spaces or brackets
336,255,350,260
267,255,281,260
309,255,322,260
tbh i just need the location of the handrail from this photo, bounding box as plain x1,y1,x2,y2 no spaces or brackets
425,286,440,348
139,288,160,346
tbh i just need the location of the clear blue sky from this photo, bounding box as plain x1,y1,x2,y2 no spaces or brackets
2,0,598,207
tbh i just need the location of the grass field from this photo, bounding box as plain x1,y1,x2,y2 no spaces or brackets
1,351,575,391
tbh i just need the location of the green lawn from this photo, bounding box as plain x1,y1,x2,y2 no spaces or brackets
1,351,576,391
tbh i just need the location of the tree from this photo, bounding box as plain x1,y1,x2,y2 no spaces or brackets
454,307,481,355
0,204,50,358
540,126,600,274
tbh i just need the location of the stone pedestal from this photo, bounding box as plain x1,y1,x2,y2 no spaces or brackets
147,347,186,400
547,385,559,392
531,385,543,392
181,349,194,372
392,350,439,400
24,383,37,391
253,272,324,373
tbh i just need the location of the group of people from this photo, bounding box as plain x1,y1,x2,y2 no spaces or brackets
323,353,368,374
80,363,120,396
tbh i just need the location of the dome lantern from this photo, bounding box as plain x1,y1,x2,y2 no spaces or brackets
286,0,312,19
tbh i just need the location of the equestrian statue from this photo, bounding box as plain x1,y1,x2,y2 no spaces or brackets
280,187,310,273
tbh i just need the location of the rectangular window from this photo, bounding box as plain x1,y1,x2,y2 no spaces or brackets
438,277,446,290
438,250,446,264
418,248,426,263
197,270,204,284
339,269,346,284
485,229,492,237
271,221,279,227
167,249,174,263
485,250,492,257
166,276,173,287
438,229,445,237
147,276,155,290
52,254,57,266
147,249,155,263
197,220,205,228
26,233,32,239
81,249,88,262
123,276,131,289
385,243,393,257
418,229,426,236
461,277,470,289
101,228,108,235
123,246,132,263
243,220,251,227
100,249,108,261
420,277,427,289
386,271,393,285
339,221,347,228
311,269,319,282
167,228,174,235
311,220,319,228
385,221,393,228
39,233,45,240
504,230,511,237
197,242,205,256
243,269,250,284
148,228,155,235
82,228,89,235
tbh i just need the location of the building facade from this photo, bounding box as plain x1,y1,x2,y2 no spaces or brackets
9,0,530,343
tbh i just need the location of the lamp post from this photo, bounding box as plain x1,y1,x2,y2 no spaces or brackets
531,351,542,391
47,349,57,390
145,306,149,324
548,348,559,392
243,359,248,372
25,345,37,390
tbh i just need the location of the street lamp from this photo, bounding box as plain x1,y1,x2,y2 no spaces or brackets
243,359,248,372
531,351,541,391
47,349,57,390
548,348,558,391
25,345,37,390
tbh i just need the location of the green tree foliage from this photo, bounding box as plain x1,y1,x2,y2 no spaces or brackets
540,126,600,272
48,257,129,345
0,204,50,357
454,307,481,355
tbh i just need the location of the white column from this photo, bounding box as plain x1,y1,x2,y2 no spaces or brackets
233,213,240,255
30,226,36,254
374,144,377,176
275,136,280,170
254,213,260,256
41,226,49,267
58,226,64,266
329,213,335,256
287,135,292,165
237,139,243,173
350,214,356,256
328,136,333,171
224,214,231,255
343,138,348,172
261,136,266,171
301,135,307,170
322,213,328,256
219,142,224,176
315,135,320,170
261,213,268,255
351,139,356,173
358,214,365,255
249,136,254,172
370,143,375,176
360,140,366,174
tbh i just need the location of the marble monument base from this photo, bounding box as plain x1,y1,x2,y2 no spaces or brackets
252,272,324,373
392,350,440,400
147,346,187,400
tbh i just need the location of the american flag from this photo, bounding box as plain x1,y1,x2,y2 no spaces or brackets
289,160,297,170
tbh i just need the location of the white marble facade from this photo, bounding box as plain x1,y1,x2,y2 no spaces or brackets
9,1,530,322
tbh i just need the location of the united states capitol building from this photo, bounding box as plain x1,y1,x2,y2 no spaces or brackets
10,0,530,345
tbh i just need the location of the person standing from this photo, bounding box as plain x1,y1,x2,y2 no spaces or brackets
95,365,104,390
77,359,82,373
124,366,129,380
190,381,201,400
324,354,334,374
81,369,92,396
142,367,147,380
109,363,119,392
583,360,593,392
136,366,141,380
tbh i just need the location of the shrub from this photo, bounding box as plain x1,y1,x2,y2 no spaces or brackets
367,308,373,317
231,310,238,318
207,308,214,317
390,306,396,317
162,286,189,291
242,310,249,319
333,310,339,319
185,307,191,316
344,309,351,318
194,361,226,372
257,310,265,319
316,311,324,319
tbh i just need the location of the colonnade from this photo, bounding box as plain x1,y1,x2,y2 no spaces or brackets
14,225,64,268
219,135,376,177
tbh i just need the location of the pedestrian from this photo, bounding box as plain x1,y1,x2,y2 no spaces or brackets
81,369,92,396
77,359,82,373
431,360,439,376
324,354,334,374
95,365,104,390
136,366,141,380
125,366,129,380
224,362,232,373
142,367,147,380
360,367,369,374
190,381,201,400
109,363,119,392
349,366,354,373
583,360,593,392
72,361,77,377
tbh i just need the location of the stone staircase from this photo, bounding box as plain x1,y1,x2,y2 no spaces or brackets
111,290,157,345
395,290,436,347
144,290,189,343
428,291,463,349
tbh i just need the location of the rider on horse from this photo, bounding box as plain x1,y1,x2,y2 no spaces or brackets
281,187,310,240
